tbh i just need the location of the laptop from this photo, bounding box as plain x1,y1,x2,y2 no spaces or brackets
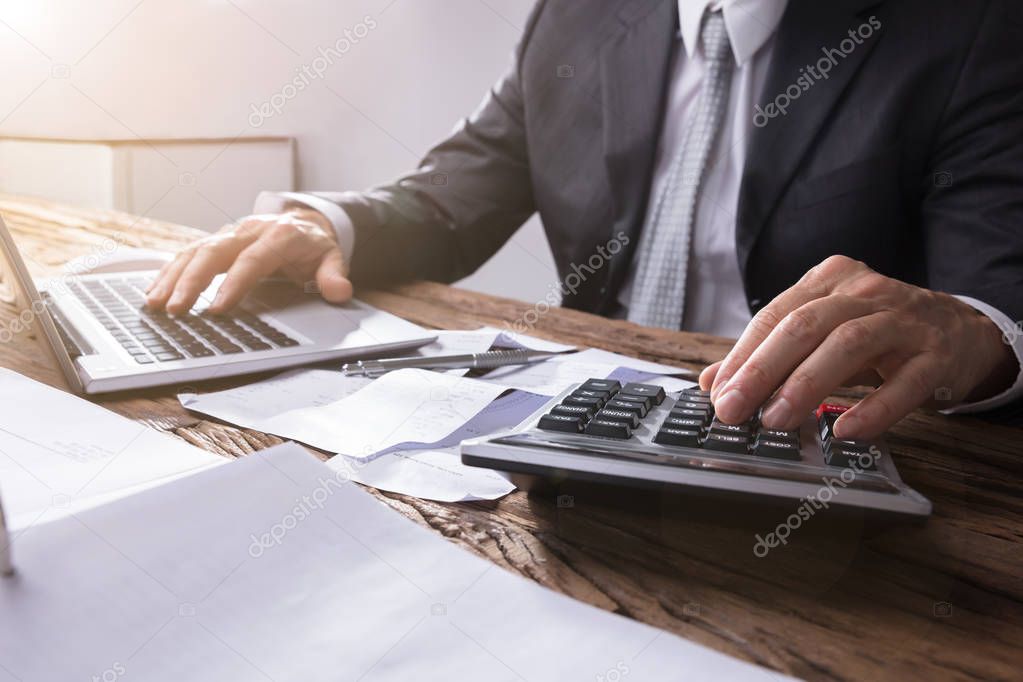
0,216,435,394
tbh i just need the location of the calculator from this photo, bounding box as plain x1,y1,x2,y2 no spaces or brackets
460,378,932,518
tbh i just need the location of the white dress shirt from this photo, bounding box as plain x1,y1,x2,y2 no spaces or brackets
255,0,1023,412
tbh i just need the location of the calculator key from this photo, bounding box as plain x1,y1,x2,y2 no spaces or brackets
824,437,872,455
604,398,647,418
671,408,712,423
682,388,711,397
654,428,701,447
573,388,611,404
551,404,595,420
621,383,666,405
538,413,584,433
703,433,749,455
752,438,801,461
759,428,799,445
563,395,604,411
662,416,705,431
582,379,621,394
818,413,840,441
675,400,713,412
611,393,652,412
679,389,712,404
708,419,754,437
824,445,877,470
595,409,640,429
584,419,631,439
815,402,849,419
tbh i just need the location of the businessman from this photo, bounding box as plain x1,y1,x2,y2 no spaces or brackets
147,0,1023,439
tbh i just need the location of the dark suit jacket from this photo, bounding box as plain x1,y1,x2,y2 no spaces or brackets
317,0,1023,328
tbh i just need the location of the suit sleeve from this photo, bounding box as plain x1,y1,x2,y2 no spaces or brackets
920,0,1023,323
314,1,548,288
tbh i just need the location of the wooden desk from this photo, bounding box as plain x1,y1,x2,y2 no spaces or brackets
1,194,1020,681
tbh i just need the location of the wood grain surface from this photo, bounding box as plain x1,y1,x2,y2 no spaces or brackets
0,194,1020,681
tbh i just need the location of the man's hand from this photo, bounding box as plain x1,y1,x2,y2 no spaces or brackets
699,255,1016,440
145,208,352,315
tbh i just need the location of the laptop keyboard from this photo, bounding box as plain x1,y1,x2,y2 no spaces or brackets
67,277,299,364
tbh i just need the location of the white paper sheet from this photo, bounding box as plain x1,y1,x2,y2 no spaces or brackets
557,347,696,376
337,447,514,502
183,369,508,459
479,348,698,396
0,369,223,530
0,442,795,682
329,390,549,502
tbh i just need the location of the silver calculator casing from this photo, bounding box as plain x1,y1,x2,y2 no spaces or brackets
460,385,933,518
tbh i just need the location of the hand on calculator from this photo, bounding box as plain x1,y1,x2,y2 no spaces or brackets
699,256,1016,440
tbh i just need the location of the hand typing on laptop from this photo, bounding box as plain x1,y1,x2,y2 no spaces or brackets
699,256,1016,441
145,207,353,316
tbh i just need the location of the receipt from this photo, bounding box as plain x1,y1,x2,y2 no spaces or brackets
182,369,508,459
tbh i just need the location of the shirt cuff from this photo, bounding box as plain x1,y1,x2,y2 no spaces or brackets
252,191,356,269
941,295,1023,414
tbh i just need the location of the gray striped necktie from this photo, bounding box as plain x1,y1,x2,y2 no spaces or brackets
628,10,734,329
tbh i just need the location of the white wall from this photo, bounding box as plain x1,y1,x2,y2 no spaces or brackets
0,0,558,303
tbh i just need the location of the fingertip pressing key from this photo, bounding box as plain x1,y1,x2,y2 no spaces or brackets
760,396,795,430
713,387,747,423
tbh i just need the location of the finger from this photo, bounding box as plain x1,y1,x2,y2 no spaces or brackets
165,239,245,315
145,251,195,309
710,287,824,401
710,256,864,400
758,312,908,430
314,248,353,303
699,361,723,391
207,238,285,313
146,258,175,294
834,353,937,440
713,295,875,423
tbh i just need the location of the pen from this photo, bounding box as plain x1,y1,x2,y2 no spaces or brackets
0,488,14,577
342,348,559,378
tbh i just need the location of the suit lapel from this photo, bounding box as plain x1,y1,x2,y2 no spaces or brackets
600,0,677,291
737,0,886,276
